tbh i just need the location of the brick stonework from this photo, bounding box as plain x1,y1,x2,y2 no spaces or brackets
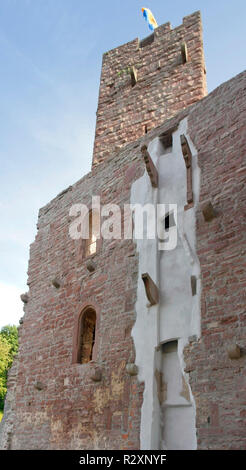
1,12,246,450
1,70,245,450
92,11,206,167
2,148,145,449
184,71,246,450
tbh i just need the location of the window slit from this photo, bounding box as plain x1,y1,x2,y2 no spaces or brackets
79,308,97,364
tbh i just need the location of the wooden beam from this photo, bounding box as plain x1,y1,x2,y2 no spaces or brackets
180,134,194,210
142,273,159,305
141,145,158,188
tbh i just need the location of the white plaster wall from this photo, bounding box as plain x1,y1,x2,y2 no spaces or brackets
131,163,160,450
131,117,201,450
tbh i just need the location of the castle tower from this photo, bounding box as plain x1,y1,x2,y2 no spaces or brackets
1,11,246,451
92,11,206,167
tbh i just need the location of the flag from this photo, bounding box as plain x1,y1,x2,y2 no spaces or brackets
142,7,158,31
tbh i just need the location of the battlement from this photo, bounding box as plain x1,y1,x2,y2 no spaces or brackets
92,11,207,167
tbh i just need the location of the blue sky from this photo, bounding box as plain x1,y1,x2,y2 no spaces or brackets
0,0,245,327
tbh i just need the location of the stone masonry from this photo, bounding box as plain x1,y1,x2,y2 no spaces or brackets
0,12,245,450
92,11,206,167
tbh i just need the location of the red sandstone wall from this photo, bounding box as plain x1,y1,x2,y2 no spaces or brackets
8,149,145,450
1,136,155,448
92,11,206,167
1,70,245,450
184,70,246,450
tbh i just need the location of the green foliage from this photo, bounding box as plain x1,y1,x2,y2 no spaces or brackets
0,325,18,357
117,63,141,78
0,325,19,411
117,66,132,77
0,337,10,411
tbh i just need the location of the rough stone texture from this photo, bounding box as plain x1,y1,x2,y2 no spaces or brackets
0,359,19,449
0,13,246,450
183,70,246,450
92,11,206,167
1,145,145,450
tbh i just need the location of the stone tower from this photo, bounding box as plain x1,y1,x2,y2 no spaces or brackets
1,11,246,450
93,11,206,166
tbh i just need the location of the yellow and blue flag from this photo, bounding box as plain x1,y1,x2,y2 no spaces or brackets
142,7,158,31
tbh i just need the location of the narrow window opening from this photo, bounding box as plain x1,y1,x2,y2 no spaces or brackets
91,323,96,359
79,308,96,364
165,214,170,230
144,124,148,134
181,42,188,64
164,211,175,230
85,210,99,257
158,126,177,155
159,131,173,150
130,66,137,87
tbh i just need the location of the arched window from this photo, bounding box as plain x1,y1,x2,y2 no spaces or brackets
77,307,97,364
85,210,100,257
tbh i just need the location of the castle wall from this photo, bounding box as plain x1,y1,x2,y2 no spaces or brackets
0,148,146,449
1,70,245,450
130,71,246,450
92,11,206,167
185,70,246,450
0,7,245,448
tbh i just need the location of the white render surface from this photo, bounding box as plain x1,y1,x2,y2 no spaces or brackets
131,118,201,450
